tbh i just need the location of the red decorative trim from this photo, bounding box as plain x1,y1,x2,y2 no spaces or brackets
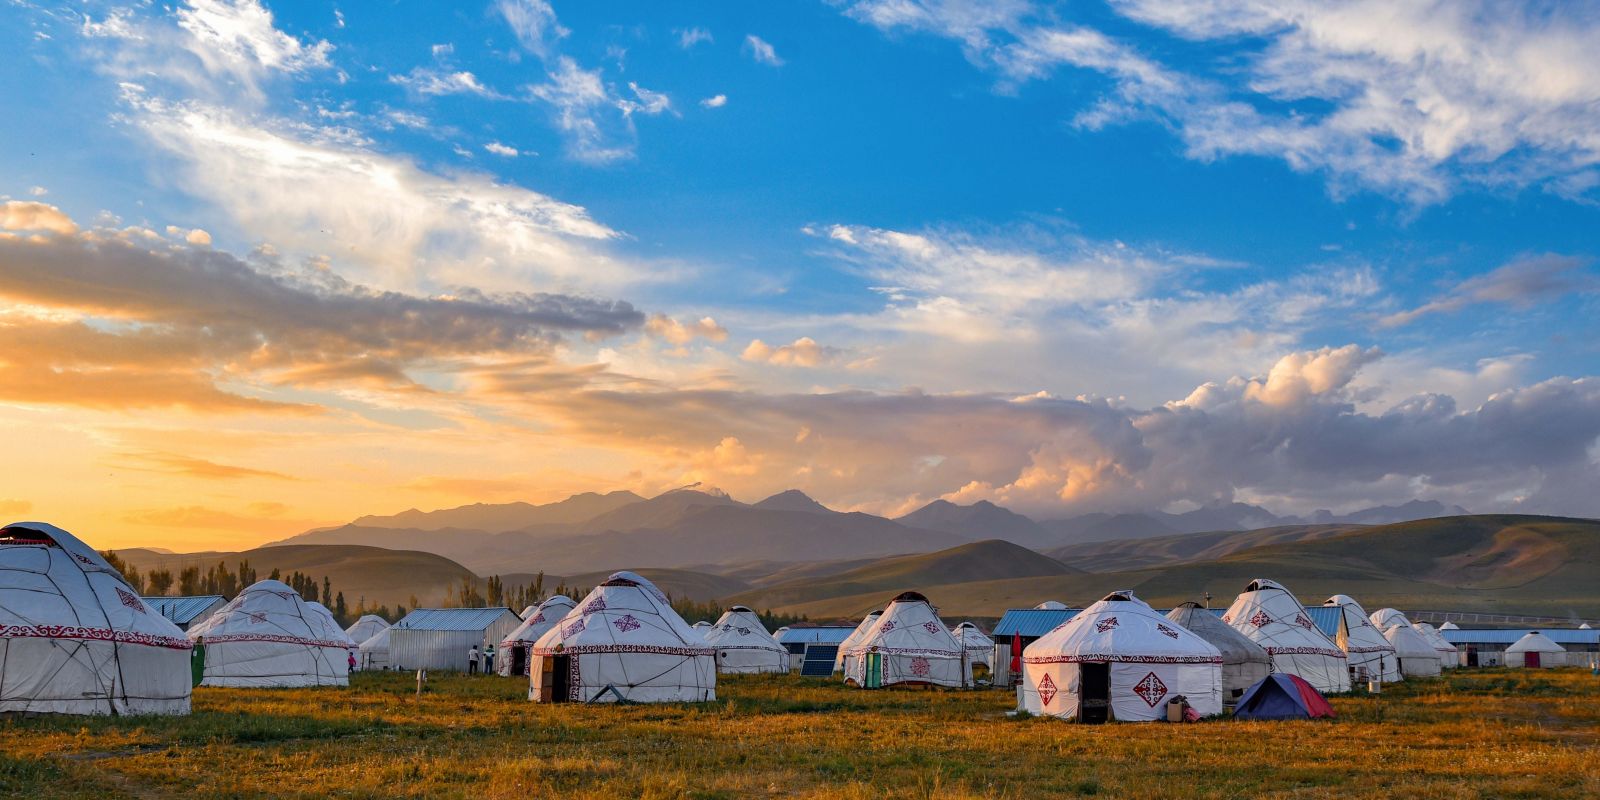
0,624,191,650
1095,616,1120,633
847,646,962,658
1263,646,1346,658
1248,610,1271,628
1155,623,1180,640
532,644,714,657
0,538,56,546
1023,653,1223,664
1344,645,1395,654
1132,671,1167,707
909,656,931,676
199,633,350,649
116,587,147,614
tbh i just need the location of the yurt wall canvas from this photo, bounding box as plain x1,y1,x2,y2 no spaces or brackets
1383,623,1442,677
834,611,881,674
186,579,350,688
498,595,576,677
704,606,787,674
0,522,193,716
1324,595,1399,683
1505,632,1567,668
842,593,968,689
1223,579,1350,694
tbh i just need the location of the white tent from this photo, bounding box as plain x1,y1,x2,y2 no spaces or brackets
842,592,969,689
691,620,713,638
530,571,715,703
357,626,391,670
834,610,881,674
187,579,350,688
704,606,788,674
1034,601,1068,610
1323,595,1400,682
1505,632,1566,668
1438,621,1459,630
1165,602,1269,698
1369,607,1408,631
1021,590,1222,722
1382,621,1442,677
1223,579,1350,694
1412,622,1459,669
498,595,576,677
0,522,192,715
951,622,995,670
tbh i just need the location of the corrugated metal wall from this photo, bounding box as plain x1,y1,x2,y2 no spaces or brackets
388,614,522,671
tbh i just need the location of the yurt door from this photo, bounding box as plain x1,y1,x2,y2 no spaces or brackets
511,646,528,677
550,655,572,700
1079,663,1111,724
1526,651,1541,668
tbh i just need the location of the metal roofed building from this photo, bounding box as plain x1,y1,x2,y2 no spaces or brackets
1442,627,1599,667
141,595,227,631
388,607,522,672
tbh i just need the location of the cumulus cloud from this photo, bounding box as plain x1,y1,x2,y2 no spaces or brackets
677,28,713,49
700,94,727,109
744,35,784,66
645,314,729,345
0,201,78,235
742,337,843,368
837,0,1600,204
484,141,520,157
1382,254,1598,327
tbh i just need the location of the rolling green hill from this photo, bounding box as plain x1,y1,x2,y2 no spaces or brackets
1049,523,1369,571
753,515,1600,619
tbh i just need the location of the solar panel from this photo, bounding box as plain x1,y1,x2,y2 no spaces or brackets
800,659,835,676
799,644,839,677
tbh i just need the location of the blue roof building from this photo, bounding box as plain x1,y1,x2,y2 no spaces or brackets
141,595,226,631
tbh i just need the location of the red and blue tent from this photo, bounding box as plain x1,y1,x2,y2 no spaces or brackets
1232,673,1335,720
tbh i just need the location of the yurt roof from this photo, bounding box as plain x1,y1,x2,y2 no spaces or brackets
1438,621,1459,630
1034,600,1068,610
1166,602,1269,664
500,596,576,645
847,594,960,657
1322,595,1394,655
531,570,709,656
1223,578,1344,658
1025,591,1222,665
1505,631,1564,653
1384,623,1438,657
186,579,348,646
704,607,784,651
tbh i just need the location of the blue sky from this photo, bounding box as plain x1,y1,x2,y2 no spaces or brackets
2,1,1599,545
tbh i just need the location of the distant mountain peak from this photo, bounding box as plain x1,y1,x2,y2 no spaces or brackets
754,489,834,514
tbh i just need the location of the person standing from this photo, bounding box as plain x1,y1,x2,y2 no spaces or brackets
468,644,480,674
485,644,495,674
191,636,206,687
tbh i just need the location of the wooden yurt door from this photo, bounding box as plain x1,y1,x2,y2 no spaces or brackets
1526,651,1541,668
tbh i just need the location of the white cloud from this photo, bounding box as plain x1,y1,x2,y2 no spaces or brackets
677,27,713,49
1,201,79,235
496,0,567,60
742,337,842,368
176,0,333,80
620,82,672,118
645,314,729,345
1382,254,1597,327
484,141,520,157
744,35,784,66
700,94,727,109
431,43,453,57
390,67,497,98
27,186,47,197
531,60,671,162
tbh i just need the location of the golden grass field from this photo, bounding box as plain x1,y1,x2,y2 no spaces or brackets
2,668,1598,799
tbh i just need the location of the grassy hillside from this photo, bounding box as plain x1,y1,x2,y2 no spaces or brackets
1,670,1595,798
761,515,1600,619
727,539,1081,611
115,544,477,610
1049,523,1367,571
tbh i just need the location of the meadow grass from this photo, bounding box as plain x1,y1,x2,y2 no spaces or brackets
1,668,1597,798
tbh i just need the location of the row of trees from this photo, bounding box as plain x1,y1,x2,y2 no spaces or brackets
100,552,399,628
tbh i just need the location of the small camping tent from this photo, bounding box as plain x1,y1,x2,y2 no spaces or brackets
1223,579,1350,694
529,571,715,703
0,522,193,715
1166,602,1270,698
704,606,788,674
1323,595,1399,682
498,595,576,677
1232,674,1335,720
951,622,995,672
1021,590,1222,723
187,579,350,688
1412,622,1459,669
834,610,881,675
843,592,969,689
1382,621,1442,677
1505,632,1566,668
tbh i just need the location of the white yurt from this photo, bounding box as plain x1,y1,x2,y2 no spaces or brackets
1382,620,1442,677
1223,579,1350,694
357,626,391,670
519,605,539,619
842,592,969,689
691,621,713,638
1412,622,1459,669
310,602,358,660
1505,631,1566,668
834,610,882,674
704,606,788,674
1021,590,1222,722
187,579,350,687
497,595,576,677
951,622,995,671
1369,607,1408,631
0,522,192,715
1581,623,1593,630
1034,601,1069,610
1323,595,1400,682
1165,602,1270,698
345,614,389,647
1438,621,1459,630
529,571,715,703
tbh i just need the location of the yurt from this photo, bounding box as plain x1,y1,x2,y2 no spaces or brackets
187,579,350,687
692,621,713,638
519,605,539,619
1382,620,1442,677
842,592,969,689
1034,601,1069,610
357,626,391,670
345,614,389,647
951,622,995,672
1438,621,1459,630
529,571,715,703
1323,595,1399,682
704,606,788,674
1412,622,1459,669
1369,607,1408,631
1223,579,1350,694
310,602,358,661
1021,590,1222,723
1166,602,1269,698
0,522,192,715
1505,631,1566,668
498,595,576,677
834,610,881,674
